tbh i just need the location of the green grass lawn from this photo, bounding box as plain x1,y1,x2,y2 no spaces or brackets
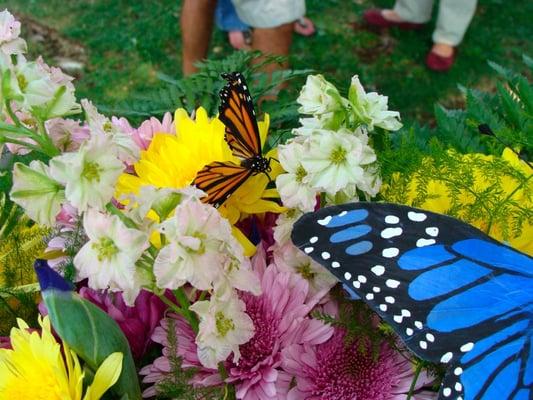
5,0,532,124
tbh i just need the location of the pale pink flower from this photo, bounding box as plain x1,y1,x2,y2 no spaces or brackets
0,10,26,55
282,328,437,400
140,314,223,398
45,117,90,152
112,112,174,150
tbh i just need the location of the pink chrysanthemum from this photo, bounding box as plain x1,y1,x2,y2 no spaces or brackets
140,314,223,398
225,245,334,399
282,328,437,400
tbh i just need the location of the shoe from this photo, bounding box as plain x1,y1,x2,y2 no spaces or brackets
363,9,426,30
426,49,456,72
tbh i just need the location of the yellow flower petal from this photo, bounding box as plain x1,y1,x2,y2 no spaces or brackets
83,352,123,400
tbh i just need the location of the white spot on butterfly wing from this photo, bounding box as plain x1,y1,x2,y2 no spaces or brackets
426,333,435,342
385,296,395,304
321,252,331,260
331,261,340,268
344,272,352,280
408,211,427,222
443,387,452,397
440,352,453,363
371,265,385,276
366,293,374,300
455,383,463,392
425,227,439,237
357,275,367,283
385,215,399,224
416,238,436,247
454,367,463,376
309,236,318,244
406,328,414,336
304,247,314,254
338,210,348,217
372,286,381,293
317,216,332,226
353,281,361,289
419,341,427,350
381,227,403,239
414,321,423,329
386,279,400,288
382,248,399,258
460,342,474,352
379,304,387,311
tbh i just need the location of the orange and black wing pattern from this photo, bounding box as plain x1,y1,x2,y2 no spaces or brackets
218,72,262,159
193,161,252,208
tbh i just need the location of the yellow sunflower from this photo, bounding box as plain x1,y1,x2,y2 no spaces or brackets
0,315,122,400
116,107,284,255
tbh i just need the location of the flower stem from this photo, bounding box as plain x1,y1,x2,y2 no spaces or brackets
406,362,423,400
173,288,199,333
218,362,236,400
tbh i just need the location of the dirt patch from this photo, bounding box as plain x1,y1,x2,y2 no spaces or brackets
16,13,88,78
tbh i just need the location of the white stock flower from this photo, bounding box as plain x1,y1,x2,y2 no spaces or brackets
0,10,26,55
154,197,231,291
291,116,322,136
273,209,303,246
10,160,65,226
272,242,337,300
49,134,125,212
74,208,149,305
301,128,377,194
82,99,140,164
297,74,346,128
276,139,318,212
348,75,402,132
190,293,255,369
12,56,79,118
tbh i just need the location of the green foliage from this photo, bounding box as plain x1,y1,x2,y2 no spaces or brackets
154,318,224,400
103,51,310,127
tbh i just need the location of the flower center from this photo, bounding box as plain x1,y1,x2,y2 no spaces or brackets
215,311,235,337
82,161,102,182
92,236,119,262
17,73,28,92
103,121,113,133
330,146,347,165
295,166,307,183
296,262,316,280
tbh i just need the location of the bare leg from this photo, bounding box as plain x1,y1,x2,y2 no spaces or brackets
251,23,294,75
181,0,217,76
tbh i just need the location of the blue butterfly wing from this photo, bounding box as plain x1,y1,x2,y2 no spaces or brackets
291,202,533,400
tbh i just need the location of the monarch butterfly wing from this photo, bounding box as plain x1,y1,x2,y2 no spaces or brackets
193,161,252,208
219,72,262,159
292,202,533,400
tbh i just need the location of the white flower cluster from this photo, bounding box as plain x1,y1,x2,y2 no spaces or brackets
275,74,395,213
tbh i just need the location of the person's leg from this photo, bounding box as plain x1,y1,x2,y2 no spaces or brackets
433,0,477,49
387,0,434,23
181,0,217,76
251,23,294,74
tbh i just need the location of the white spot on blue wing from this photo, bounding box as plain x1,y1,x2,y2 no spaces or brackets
344,272,352,280
454,367,463,376
460,342,474,352
321,251,331,260
414,321,423,329
426,333,435,342
372,286,381,293
331,261,340,268
304,247,314,254
353,281,361,289
406,328,414,336
408,211,427,222
426,227,439,237
455,383,462,392
382,248,400,258
416,238,436,247
309,236,318,244
379,304,387,311
386,279,400,288
443,388,452,397
338,210,347,217
317,216,332,226
440,352,453,363
357,275,367,283
371,265,385,276
385,296,395,304
381,227,403,239
366,293,374,300
419,340,427,349
385,215,400,224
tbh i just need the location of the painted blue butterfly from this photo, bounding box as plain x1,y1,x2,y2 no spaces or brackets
291,202,532,400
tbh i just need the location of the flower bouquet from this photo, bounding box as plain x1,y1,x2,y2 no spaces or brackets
1,10,532,400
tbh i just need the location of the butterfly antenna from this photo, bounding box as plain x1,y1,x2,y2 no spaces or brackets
478,124,532,169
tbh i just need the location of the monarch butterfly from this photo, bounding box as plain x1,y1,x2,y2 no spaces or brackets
292,202,533,400
193,72,272,207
